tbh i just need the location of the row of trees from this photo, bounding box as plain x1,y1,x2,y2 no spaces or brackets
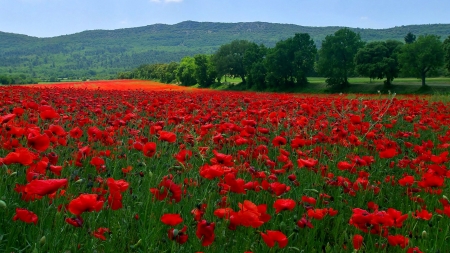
119,30,450,90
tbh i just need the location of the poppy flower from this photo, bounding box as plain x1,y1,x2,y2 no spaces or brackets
69,127,83,139
92,227,110,240
196,220,215,246
158,130,177,143
149,177,182,203
297,217,313,229
387,234,409,248
168,225,188,244
142,142,157,157
272,136,287,146
161,213,183,226
353,234,364,250
273,199,296,213
1,148,36,165
40,109,59,120
199,164,224,180
379,148,398,159
25,179,68,196
27,133,50,152
174,149,193,164
260,230,288,248
412,209,432,220
0,113,15,124
13,208,38,225
68,194,104,216
211,150,234,166
65,216,84,227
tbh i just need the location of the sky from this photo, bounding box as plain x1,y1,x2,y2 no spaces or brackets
1,0,449,37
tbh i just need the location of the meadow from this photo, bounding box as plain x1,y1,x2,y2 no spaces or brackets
1,79,450,252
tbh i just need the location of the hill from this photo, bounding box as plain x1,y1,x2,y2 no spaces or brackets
1,21,449,79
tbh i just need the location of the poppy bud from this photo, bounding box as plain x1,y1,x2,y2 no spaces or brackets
172,229,179,237
39,236,46,245
443,195,449,201
10,172,17,176
0,200,6,209
422,230,427,238
75,179,84,184
32,244,38,253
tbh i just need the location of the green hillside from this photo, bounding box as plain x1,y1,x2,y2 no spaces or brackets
1,21,449,79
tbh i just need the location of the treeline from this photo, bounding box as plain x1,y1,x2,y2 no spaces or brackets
119,29,450,91
0,74,40,85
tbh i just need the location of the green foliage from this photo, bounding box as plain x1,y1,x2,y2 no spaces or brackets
404,32,416,44
265,33,317,90
176,57,197,86
355,40,403,86
118,62,179,83
194,54,216,87
399,35,444,86
3,21,449,80
444,36,450,73
0,74,39,84
316,28,365,88
212,40,256,83
245,44,268,90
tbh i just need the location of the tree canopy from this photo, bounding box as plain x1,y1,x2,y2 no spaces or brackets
316,28,364,88
399,35,444,86
355,40,403,87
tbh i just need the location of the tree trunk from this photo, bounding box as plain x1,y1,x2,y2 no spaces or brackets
421,72,426,87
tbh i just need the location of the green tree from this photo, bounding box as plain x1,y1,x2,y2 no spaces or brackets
212,40,254,83
316,28,364,88
265,33,317,89
176,57,197,86
444,36,450,73
355,40,403,87
404,32,416,44
399,35,444,86
194,54,216,87
244,43,267,89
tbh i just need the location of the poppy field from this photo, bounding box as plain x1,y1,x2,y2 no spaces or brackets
1,80,450,253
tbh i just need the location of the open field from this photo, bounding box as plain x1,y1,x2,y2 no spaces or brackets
1,80,450,252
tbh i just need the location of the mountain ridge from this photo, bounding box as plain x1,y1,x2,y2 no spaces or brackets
1,21,449,79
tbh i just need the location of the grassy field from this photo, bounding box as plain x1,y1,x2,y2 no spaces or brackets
219,77,450,95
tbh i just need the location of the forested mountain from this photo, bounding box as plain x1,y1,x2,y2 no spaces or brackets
1,21,449,79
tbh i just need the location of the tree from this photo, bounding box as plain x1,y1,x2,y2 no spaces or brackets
212,40,254,83
244,43,267,90
194,54,216,87
316,28,364,88
444,36,450,73
355,40,403,87
399,35,444,86
404,32,416,44
176,57,197,86
265,33,317,89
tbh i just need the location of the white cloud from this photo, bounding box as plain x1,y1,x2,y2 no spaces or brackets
360,16,369,20
150,0,183,3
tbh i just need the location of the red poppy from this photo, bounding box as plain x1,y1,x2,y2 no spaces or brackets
297,217,313,229
412,209,432,220
92,227,110,240
1,148,36,165
149,177,182,203
24,179,68,196
199,164,224,180
379,148,398,159
260,230,288,248
0,113,15,124
65,216,84,227
196,220,215,246
68,194,104,216
174,149,193,164
273,199,296,213
353,234,364,250
69,127,83,139
13,208,38,225
387,234,409,249
168,225,188,244
158,130,177,143
27,132,50,152
142,142,157,157
161,213,183,226
272,136,287,146
211,150,234,166
40,109,59,120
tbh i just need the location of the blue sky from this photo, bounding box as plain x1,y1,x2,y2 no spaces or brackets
1,0,449,37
